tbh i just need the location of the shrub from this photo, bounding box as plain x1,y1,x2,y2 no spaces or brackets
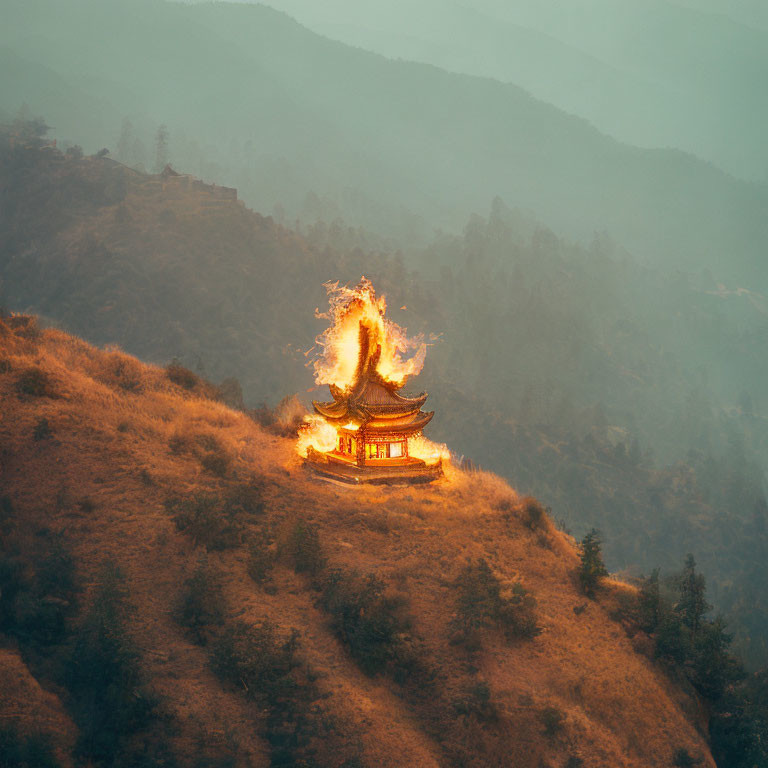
0,726,61,768
0,554,25,634
452,681,498,722
17,537,77,647
320,568,415,677
522,496,547,531
78,498,96,514
36,537,76,599
0,496,14,538
225,481,265,517
578,529,608,597
539,705,565,737
210,620,299,705
168,433,190,455
247,536,275,586
452,559,540,648
166,362,199,390
1,530,77,648
281,518,325,577
672,747,700,767
100,355,142,393
67,565,157,764
452,559,501,642
497,582,540,639
200,450,230,478
175,561,226,645
7,315,40,340
169,431,232,476
210,621,321,766
33,417,53,441
15,367,54,397
168,494,242,551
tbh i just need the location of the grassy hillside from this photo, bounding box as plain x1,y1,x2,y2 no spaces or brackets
2,126,768,672
2,0,767,286
0,314,721,767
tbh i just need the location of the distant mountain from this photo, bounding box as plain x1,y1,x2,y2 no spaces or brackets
471,0,768,181
2,0,767,288
255,0,768,181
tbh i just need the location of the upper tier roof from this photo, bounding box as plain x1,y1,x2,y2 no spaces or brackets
312,322,431,433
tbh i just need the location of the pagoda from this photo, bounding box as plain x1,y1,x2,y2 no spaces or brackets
304,323,443,485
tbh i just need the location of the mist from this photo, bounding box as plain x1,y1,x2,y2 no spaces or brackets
2,0,768,679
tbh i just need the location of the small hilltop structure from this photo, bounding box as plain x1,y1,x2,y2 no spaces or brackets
300,278,445,485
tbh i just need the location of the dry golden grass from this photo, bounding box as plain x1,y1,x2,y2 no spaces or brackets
0,649,77,768
0,317,715,767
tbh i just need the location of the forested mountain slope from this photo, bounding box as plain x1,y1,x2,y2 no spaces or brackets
2,0,767,286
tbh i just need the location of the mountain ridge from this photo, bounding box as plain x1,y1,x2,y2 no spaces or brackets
3,0,767,287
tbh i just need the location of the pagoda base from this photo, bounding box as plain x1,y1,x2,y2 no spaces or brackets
305,447,443,485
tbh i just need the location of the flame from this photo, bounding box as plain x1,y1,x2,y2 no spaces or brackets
296,414,337,457
408,434,451,466
312,277,426,391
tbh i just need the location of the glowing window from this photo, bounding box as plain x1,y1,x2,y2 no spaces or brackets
390,442,403,458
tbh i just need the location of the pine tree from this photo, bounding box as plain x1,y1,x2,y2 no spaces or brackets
578,528,608,597
677,554,709,638
638,568,662,632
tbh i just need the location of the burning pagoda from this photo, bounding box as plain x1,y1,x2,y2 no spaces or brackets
301,278,445,485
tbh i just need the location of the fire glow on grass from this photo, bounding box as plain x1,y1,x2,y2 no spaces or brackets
297,277,450,466
407,433,451,464
296,414,338,457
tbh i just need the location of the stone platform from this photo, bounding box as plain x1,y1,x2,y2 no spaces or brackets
305,448,443,485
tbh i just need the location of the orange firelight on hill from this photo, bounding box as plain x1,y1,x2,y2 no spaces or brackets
298,278,448,484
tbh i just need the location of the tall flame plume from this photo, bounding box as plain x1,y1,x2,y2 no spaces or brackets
298,277,450,468
312,277,426,391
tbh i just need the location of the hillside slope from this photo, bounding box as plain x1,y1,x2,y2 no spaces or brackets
3,129,767,671
0,317,716,766
2,0,767,285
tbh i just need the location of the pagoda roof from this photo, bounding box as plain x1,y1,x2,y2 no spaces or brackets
313,320,432,434
312,378,428,425
363,410,434,434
